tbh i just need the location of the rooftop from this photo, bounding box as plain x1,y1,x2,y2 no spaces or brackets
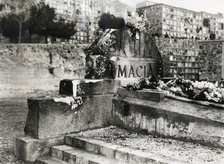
137,1,222,17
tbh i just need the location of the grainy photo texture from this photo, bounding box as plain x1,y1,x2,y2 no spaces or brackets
1,0,224,163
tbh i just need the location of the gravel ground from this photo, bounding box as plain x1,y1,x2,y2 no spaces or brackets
0,97,28,164
76,126,224,164
0,90,58,164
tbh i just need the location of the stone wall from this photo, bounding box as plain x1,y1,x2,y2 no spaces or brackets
0,44,86,98
155,37,200,79
155,38,224,81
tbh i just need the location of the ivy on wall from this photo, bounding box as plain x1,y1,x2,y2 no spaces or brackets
198,43,222,81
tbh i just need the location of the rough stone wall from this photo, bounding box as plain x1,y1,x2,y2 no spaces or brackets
0,44,86,98
198,40,224,81
155,37,200,79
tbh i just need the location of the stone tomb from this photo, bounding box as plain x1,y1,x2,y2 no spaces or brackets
16,54,157,162
16,78,224,163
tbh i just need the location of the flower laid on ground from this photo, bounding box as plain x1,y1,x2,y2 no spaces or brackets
125,82,141,91
124,77,160,91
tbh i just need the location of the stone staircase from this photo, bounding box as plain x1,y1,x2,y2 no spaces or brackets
36,136,187,164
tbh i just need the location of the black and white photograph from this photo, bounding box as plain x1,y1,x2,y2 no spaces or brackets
1,0,224,163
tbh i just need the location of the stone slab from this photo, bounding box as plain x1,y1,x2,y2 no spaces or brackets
112,97,224,148
59,79,121,96
117,87,164,102
16,136,63,162
24,94,113,139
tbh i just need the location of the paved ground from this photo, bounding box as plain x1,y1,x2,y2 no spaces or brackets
0,97,28,164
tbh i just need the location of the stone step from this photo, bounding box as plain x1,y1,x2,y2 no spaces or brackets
36,156,68,164
51,145,127,164
112,96,224,148
65,136,187,164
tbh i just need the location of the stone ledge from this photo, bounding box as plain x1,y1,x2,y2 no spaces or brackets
166,94,224,109
59,79,121,96
117,87,164,102
16,136,64,162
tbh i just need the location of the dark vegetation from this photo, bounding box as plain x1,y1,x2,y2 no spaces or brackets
0,2,76,43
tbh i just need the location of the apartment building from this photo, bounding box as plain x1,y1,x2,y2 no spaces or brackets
37,0,133,43
74,0,133,43
74,0,110,43
136,1,156,9
137,1,224,40
42,0,76,20
156,38,200,79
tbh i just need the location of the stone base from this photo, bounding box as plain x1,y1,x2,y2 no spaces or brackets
112,96,224,148
25,94,114,139
16,136,64,162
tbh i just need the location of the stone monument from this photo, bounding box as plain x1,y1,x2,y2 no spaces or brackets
16,23,164,162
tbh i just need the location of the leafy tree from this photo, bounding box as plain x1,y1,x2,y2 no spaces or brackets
1,14,19,41
39,18,77,40
0,0,33,43
0,4,4,11
10,0,33,43
29,2,55,36
29,2,76,43
98,13,125,31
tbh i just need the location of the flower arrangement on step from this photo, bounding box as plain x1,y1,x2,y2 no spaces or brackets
165,79,224,103
124,75,161,91
124,77,224,104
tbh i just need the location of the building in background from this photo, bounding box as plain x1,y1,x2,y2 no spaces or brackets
136,1,156,9
155,38,200,80
41,0,76,20
36,0,133,43
73,0,133,43
137,1,224,40
73,0,108,43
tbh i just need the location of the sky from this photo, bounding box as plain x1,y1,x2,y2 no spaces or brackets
119,0,224,14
